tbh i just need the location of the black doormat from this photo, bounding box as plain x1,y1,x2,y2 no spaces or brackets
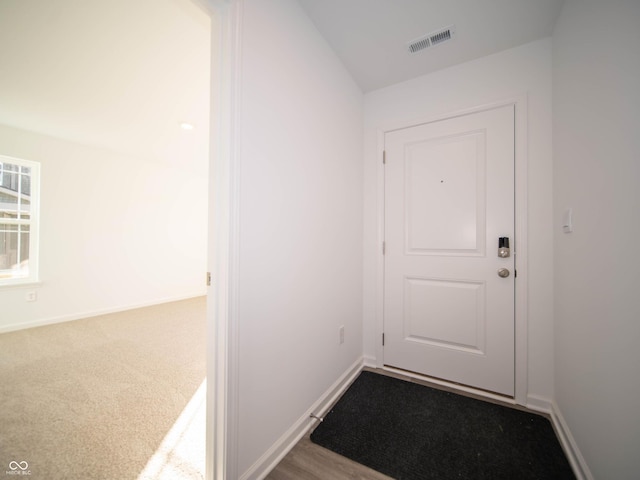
310,371,575,480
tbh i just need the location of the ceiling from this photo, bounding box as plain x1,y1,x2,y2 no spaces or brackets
0,1,565,169
0,0,211,174
298,0,565,92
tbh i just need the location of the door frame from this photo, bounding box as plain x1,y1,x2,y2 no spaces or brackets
198,1,242,479
374,96,529,405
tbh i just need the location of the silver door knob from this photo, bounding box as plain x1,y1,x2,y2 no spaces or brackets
497,268,510,278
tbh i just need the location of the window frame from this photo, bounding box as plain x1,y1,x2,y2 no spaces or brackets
0,154,40,287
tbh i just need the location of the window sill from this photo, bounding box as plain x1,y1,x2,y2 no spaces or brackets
0,280,43,290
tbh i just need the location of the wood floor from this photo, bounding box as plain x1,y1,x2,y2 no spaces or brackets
265,434,393,480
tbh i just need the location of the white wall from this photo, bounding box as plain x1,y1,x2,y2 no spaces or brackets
553,1,640,478
0,124,208,332
235,0,363,475
363,38,554,402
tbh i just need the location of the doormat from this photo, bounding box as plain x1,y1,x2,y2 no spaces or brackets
310,371,575,479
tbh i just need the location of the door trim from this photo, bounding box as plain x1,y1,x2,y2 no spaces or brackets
202,1,243,479
375,96,528,405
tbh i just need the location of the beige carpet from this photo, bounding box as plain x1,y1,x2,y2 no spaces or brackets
0,297,206,480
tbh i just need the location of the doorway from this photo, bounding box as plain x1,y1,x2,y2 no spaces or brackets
382,104,519,397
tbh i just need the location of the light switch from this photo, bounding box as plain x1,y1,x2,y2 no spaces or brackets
562,208,573,233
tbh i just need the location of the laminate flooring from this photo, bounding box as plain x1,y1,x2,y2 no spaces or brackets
265,434,393,480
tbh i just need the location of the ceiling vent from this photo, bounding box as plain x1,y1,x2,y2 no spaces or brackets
407,25,456,54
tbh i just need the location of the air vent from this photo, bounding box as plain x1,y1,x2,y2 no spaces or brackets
407,25,456,54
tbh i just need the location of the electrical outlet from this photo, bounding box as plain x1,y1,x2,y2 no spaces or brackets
25,291,37,302
339,325,344,344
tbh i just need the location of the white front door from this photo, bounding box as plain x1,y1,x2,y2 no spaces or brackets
383,105,515,396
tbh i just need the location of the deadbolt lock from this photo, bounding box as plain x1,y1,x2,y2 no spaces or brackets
498,237,510,258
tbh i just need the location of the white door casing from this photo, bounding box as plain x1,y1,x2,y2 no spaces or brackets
383,105,515,396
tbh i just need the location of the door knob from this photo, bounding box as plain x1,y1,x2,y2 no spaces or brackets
497,268,510,278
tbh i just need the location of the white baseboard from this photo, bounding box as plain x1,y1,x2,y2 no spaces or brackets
363,355,377,368
0,292,206,334
550,400,594,480
526,394,593,480
526,393,553,414
240,357,364,480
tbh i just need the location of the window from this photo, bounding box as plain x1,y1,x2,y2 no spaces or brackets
0,155,40,285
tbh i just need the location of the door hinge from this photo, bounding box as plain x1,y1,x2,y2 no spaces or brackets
382,333,385,346
206,272,211,286
383,150,386,164
514,270,517,278
382,241,386,255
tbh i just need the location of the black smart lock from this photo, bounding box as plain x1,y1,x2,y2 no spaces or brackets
498,237,510,258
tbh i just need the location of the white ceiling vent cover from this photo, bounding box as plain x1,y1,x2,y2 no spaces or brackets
407,25,456,54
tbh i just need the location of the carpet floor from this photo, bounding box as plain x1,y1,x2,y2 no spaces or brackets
0,297,206,480
311,371,575,480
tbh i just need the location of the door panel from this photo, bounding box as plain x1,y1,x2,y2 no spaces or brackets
384,105,515,396
405,131,485,255
404,277,485,355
